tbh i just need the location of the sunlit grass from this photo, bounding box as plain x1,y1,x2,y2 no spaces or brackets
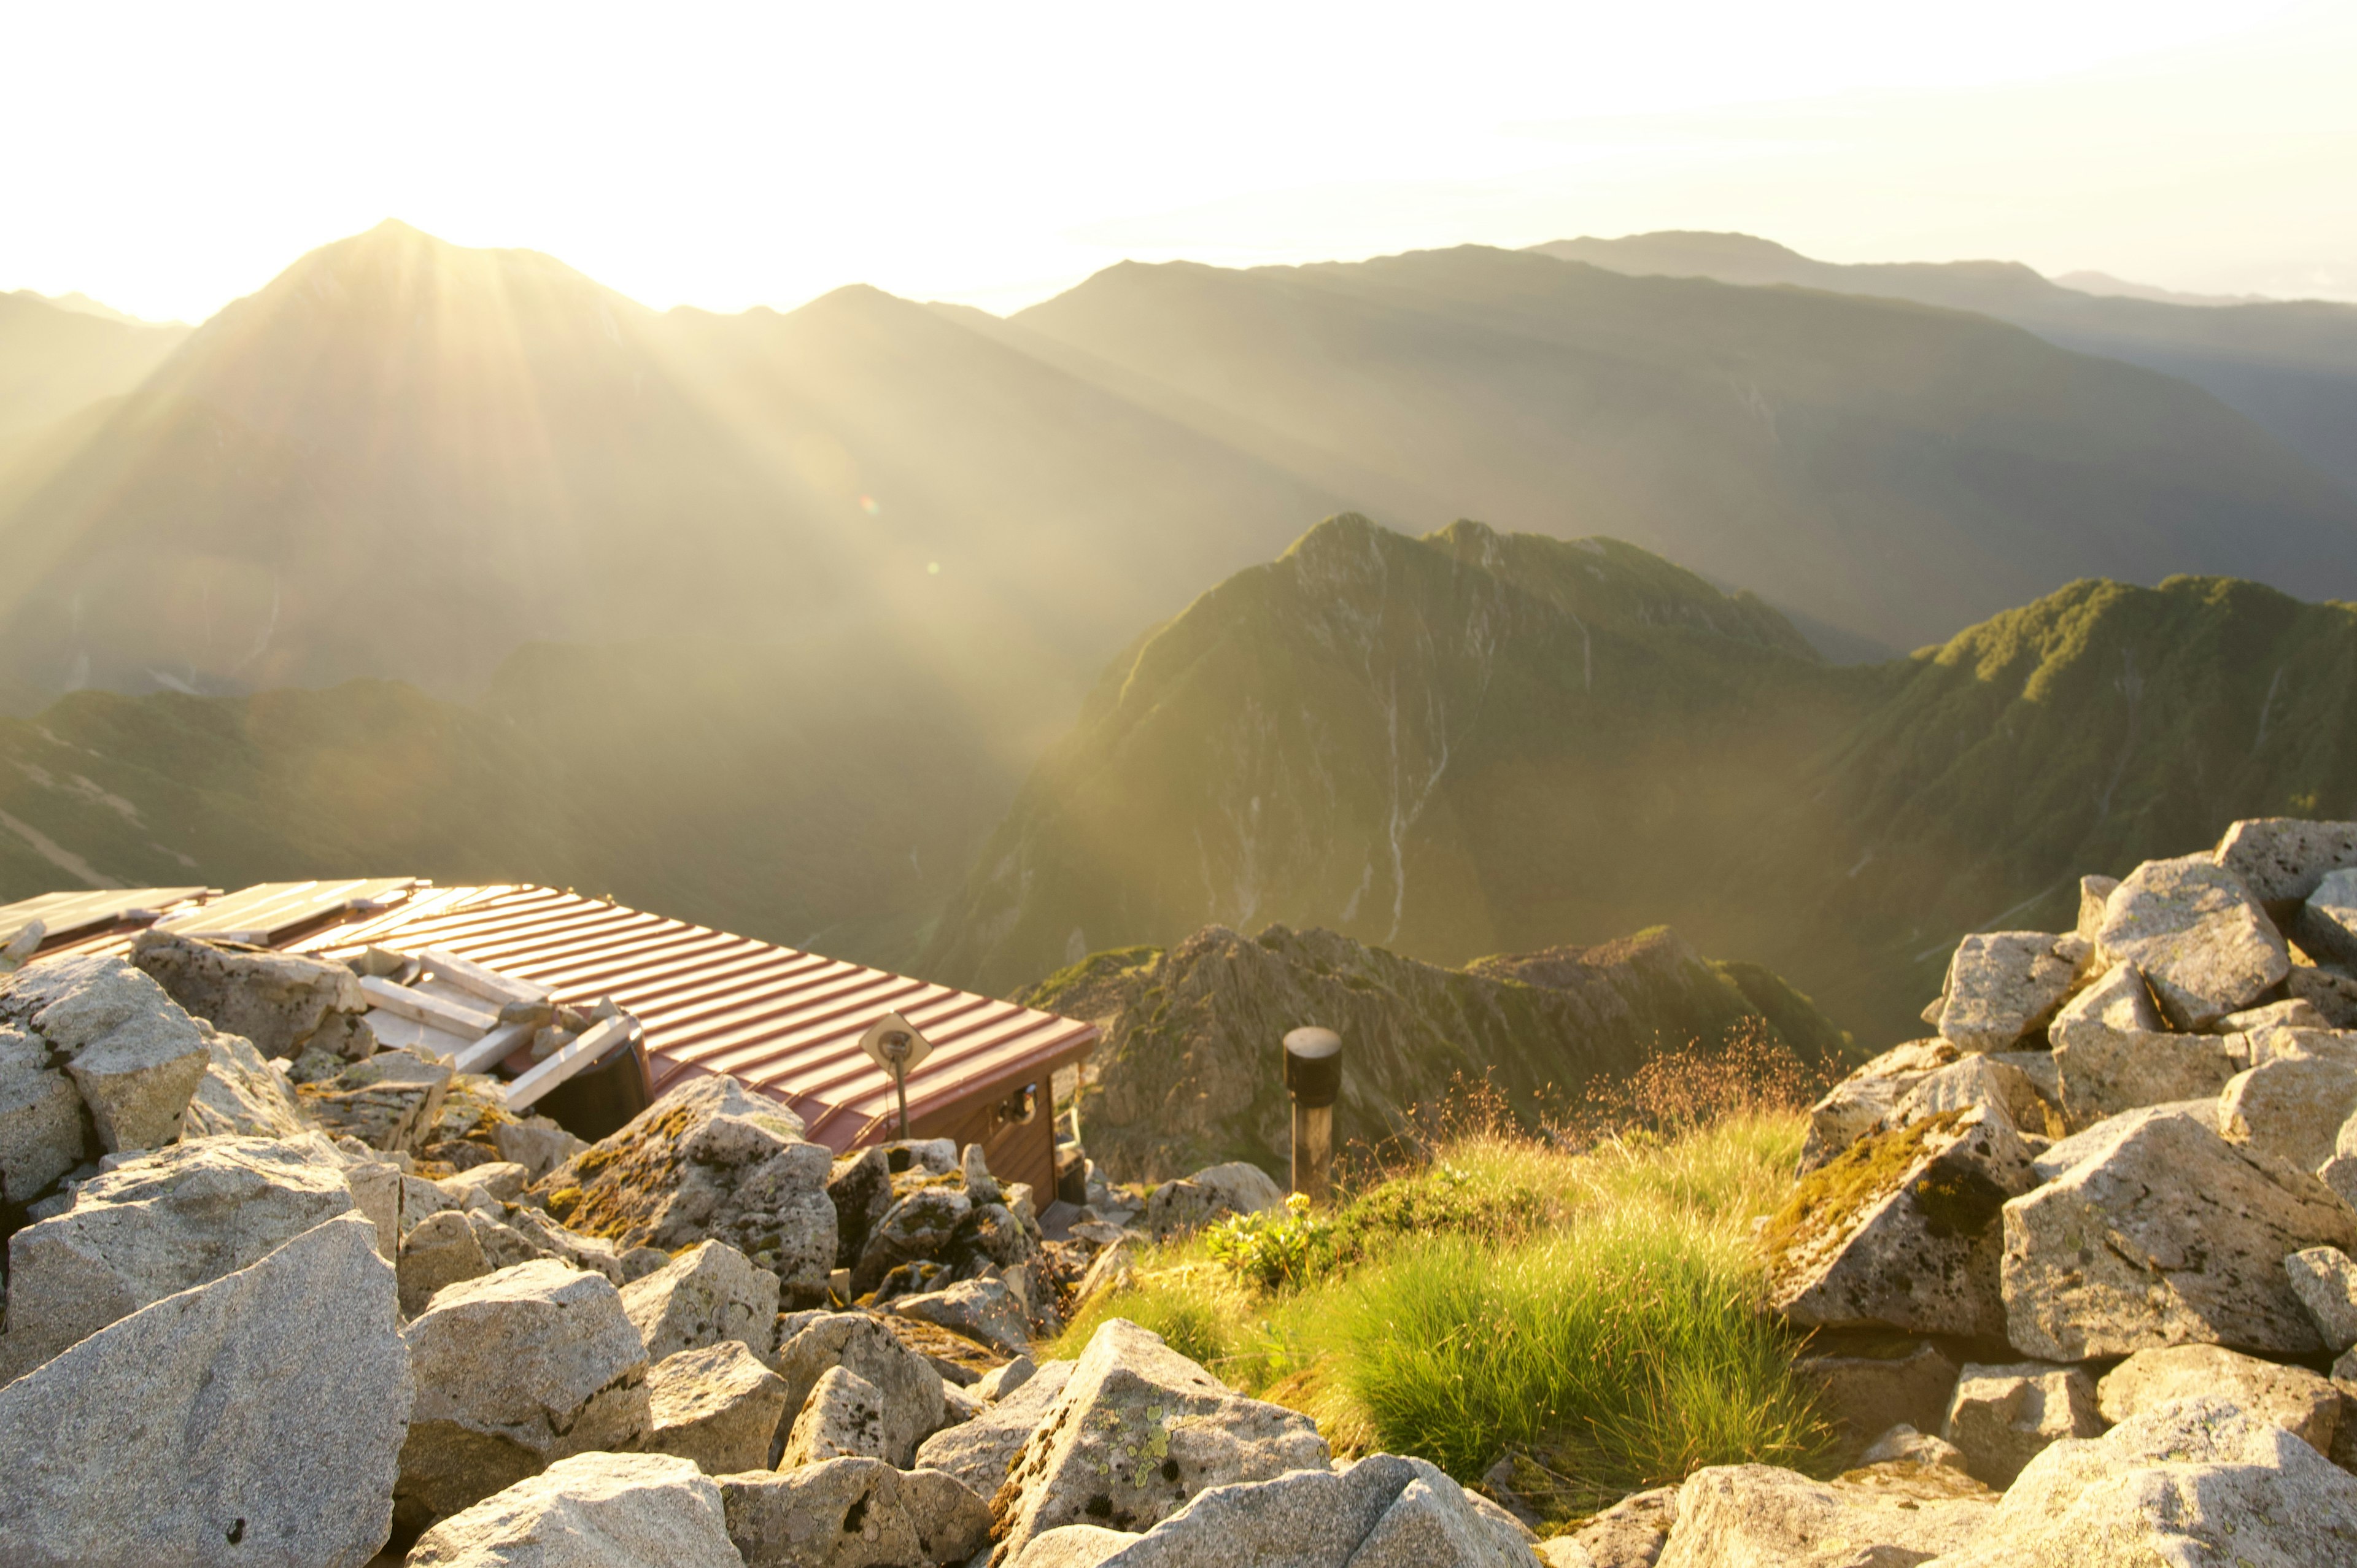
1049,1109,1832,1524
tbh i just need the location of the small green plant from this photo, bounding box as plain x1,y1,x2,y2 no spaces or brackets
1204,1192,1336,1289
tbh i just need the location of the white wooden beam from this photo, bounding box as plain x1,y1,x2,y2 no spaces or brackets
450,1019,539,1076
359,975,497,1038
505,1016,632,1111
419,948,550,1008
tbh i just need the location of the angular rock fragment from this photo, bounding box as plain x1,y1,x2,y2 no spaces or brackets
773,1310,946,1468
988,1318,1329,1562
2291,964,2357,1028
1935,931,2091,1053
827,1144,895,1268
180,1025,311,1138
492,1115,587,1180
538,1073,836,1304
2049,961,2243,1129
2221,1046,2357,1171
1652,1458,1992,1568
399,1208,492,1316
0,1212,409,1568
621,1237,781,1362
1795,1041,1956,1174
503,1201,632,1281
2217,997,2332,1033
780,1364,888,1466
129,929,374,1061
2075,874,2119,943
721,1458,991,1568
2001,1110,2357,1359
853,1184,972,1295
1144,1159,1287,1238
890,1275,1032,1359
1007,1452,1531,1568
396,1257,653,1529
2096,1343,2340,1455
2215,817,2357,922
2297,867,2357,971
2027,1097,2218,1180
1924,1396,2357,1568
1,1132,355,1375
1764,1108,2035,1339
406,1451,740,1568
1859,1424,1968,1470
2288,1245,2357,1353
916,1358,1076,1497
295,1045,452,1153
0,1024,87,1203
1,954,211,1152
439,1159,531,1204
977,1353,1040,1402
1939,1361,2102,1487
1881,1053,2053,1139
641,1340,791,1475
1537,1485,1676,1568
2096,854,2290,1028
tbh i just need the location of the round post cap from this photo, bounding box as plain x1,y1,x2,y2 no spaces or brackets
1283,1026,1342,1105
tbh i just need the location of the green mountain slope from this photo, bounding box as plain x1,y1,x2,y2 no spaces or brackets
922,512,1864,996
0,290,188,439
929,515,2357,1045
1020,922,1849,1181
1534,231,2357,501
1012,245,2357,653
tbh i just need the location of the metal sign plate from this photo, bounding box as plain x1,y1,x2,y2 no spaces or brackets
859,1011,932,1074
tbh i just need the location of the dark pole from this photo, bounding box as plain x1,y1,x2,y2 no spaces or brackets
1283,1026,1342,1206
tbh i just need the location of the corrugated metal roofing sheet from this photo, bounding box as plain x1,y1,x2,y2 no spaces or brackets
294,884,1097,1152
156,878,427,945
0,886,212,944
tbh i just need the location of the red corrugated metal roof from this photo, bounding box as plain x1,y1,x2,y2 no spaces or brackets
290,884,1097,1151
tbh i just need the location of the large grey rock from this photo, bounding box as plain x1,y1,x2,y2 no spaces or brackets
180,1024,311,1138
2075,875,2119,943
622,1237,782,1362
2097,854,2291,1028
407,1451,740,1568
2288,1245,2357,1352
2297,867,2357,970
2049,962,2243,1129
0,1131,354,1375
0,1024,85,1203
1008,1452,1532,1568
2027,1097,2218,1180
0,953,209,1151
128,928,373,1061
2001,1110,2357,1359
1795,1040,1957,1175
2221,1045,2357,1171
1655,1459,1993,1568
2096,1343,2340,1455
538,1073,837,1305
399,1207,492,1316
891,1275,1032,1359
918,1358,1077,1497
396,1257,654,1529
722,1458,991,1568
1879,1054,2051,1139
780,1363,889,1466
988,1318,1329,1562
773,1310,948,1468
643,1339,791,1474
2215,817,2357,921
1144,1160,1288,1238
1765,1108,2036,1338
295,1045,451,1153
1789,1338,1961,1453
1940,1361,2102,1488
1920,1396,2357,1568
1935,932,2091,1053
1538,1486,1676,1568
0,1211,409,1568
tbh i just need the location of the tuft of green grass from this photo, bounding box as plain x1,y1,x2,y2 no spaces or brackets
1051,1110,1833,1523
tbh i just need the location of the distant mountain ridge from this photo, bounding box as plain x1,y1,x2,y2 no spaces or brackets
929,514,2357,1043
1533,231,2357,500
0,290,188,440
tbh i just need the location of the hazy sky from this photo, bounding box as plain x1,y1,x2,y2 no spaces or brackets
6,0,2352,322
